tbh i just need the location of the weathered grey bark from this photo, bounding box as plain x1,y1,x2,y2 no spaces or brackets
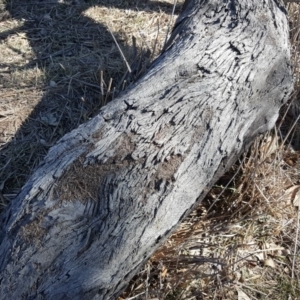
0,0,293,299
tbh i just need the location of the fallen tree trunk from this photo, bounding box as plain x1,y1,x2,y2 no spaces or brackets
0,0,293,299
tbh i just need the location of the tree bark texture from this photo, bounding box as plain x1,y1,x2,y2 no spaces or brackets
0,0,293,299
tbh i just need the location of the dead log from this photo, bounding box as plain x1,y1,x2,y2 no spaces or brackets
0,0,293,299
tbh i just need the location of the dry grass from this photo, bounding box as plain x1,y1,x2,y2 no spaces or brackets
0,0,182,202
122,134,300,299
1,0,300,299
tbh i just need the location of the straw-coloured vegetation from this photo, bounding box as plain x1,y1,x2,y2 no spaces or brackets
1,0,300,299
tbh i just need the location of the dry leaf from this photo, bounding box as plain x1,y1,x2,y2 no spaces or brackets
233,271,242,282
264,258,276,268
189,249,201,256
49,80,57,87
255,252,264,262
260,135,278,161
43,13,52,21
284,186,300,206
134,283,144,290
161,266,168,279
293,190,300,207
40,113,59,126
284,152,298,166
237,288,251,300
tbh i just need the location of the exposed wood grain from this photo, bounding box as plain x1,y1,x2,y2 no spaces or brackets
0,0,293,299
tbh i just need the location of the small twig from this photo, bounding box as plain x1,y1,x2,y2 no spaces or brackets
5,2,67,5
107,27,132,74
122,80,127,91
236,282,267,297
255,183,275,215
104,78,113,106
206,160,244,215
151,22,160,59
26,47,75,67
49,100,68,143
117,69,130,92
72,78,101,90
163,0,178,49
0,159,12,178
249,247,285,254
282,113,300,146
292,206,300,279
145,263,150,300
125,292,145,300
100,70,104,103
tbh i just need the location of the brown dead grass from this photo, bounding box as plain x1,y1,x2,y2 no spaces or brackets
1,0,300,299
0,0,181,202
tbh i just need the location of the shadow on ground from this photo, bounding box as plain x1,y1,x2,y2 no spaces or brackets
0,0,182,205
